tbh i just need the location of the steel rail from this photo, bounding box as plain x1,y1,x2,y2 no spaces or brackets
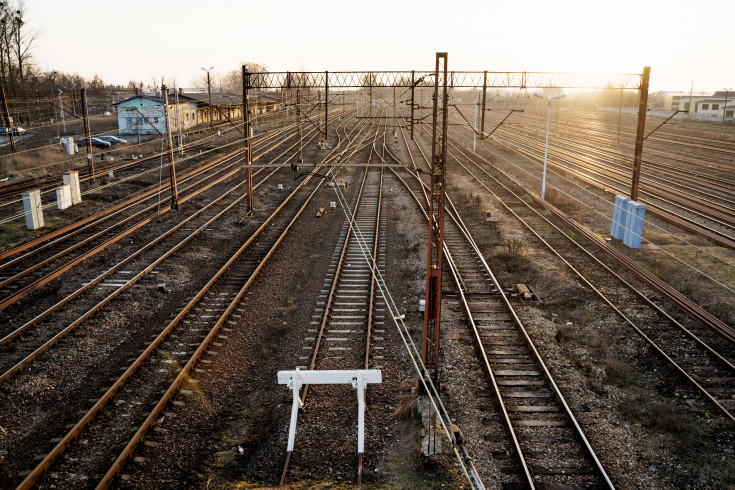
447,113,735,250
95,107,374,489
447,129,735,344
0,108,353,309
279,109,388,487
443,139,735,422
456,112,735,228
0,109,353,380
387,138,613,487
0,125,290,264
15,110,360,490
486,126,735,239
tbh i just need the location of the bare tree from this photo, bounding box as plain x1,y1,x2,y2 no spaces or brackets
0,0,38,93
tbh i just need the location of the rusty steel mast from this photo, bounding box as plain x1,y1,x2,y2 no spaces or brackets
422,53,449,381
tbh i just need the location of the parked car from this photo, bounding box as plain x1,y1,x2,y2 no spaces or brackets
0,127,26,136
102,111,112,116
97,135,127,145
76,137,112,149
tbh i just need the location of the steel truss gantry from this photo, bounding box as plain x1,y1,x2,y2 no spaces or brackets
242,61,650,380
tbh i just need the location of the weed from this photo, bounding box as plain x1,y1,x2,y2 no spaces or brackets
501,238,526,258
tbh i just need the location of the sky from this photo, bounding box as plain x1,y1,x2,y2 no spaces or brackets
26,0,734,93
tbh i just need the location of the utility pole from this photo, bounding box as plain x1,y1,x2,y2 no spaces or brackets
324,71,329,144
242,65,253,215
58,90,66,135
81,88,96,184
472,89,478,151
410,70,415,139
175,87,183,155
368,73,373,121
422,52,449,385
297,90,303,164
480,71,487,139
720,88,731,137
629,66,651,202
163,86,179,210
35,90,41,126
202,66,214,147
2,86,17,153
688,80,694,118
44,71,59,139
617,87,623,143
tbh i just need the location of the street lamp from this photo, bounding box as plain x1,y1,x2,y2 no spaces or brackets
534,91,567,200
720,87,731,137
201,66,214,146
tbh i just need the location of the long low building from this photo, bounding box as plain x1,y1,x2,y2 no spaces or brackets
112,90,278,135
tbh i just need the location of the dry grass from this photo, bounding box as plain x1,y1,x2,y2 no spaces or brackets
1,147,78,179
499,237,527,258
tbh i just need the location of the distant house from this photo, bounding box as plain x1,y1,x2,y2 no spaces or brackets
664,90,735,118
693,90,735,118
113,93,200,135
113,89,285,135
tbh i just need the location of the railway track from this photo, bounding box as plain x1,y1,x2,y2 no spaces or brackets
0,108,354,314
441,125,735,344
6,108,374,488
386,138,613,487
437,134,735,422
470,112,735,247
0,105,295,205
0,126,296,312
279,130,386,486
0,107,357,386
0,119,242,205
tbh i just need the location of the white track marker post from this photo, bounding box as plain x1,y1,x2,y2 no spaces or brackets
277,369,382,485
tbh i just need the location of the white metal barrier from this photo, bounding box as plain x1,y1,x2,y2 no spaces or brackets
277,369,382,455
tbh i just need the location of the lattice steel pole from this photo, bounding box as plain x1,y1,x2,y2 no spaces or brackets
242,65,253,215
480,71,487,139
163,86,179,211
81,88,95,184
630,66,650,202
324,71,328,143
422,52,448,379
410,70,415,140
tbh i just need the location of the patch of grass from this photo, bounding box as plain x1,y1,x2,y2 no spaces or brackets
618,390,702,445
494,238,526,260
604,358,636,386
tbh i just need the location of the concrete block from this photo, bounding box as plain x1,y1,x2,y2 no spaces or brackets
610,195,630,240
63,171,81,204
56,184,72,210
22,189,44,230
623,200,646,249
63,137,75,155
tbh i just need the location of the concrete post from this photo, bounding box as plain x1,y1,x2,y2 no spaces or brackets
56,184,72,210
22,190,44,230
63,171,81,204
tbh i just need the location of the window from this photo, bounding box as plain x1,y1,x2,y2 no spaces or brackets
727,110,734,117
702,104,709,110
712,104,719,110
185,113,189,121
153,117,159,123
683,102,690,110
127,117,136,126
